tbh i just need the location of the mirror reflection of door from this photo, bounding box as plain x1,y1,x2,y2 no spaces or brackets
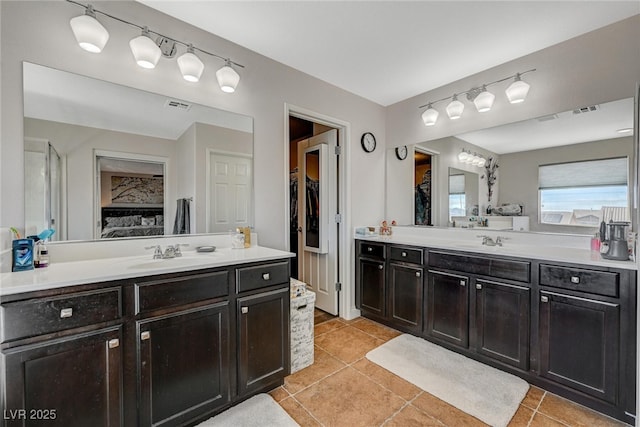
415,150,432,225
449,171,466,221
207,151,253,233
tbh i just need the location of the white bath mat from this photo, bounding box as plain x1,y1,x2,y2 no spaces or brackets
196,394,298,427
366,334,528,427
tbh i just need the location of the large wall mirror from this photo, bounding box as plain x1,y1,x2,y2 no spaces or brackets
386,97,635,234
23,62,254,242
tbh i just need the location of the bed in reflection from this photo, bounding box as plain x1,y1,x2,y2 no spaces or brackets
100,206,164,239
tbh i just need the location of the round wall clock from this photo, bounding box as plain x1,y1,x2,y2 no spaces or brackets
395,145,408,160
360,132,376,153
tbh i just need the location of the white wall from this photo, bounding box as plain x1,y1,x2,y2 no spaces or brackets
0,0,386,251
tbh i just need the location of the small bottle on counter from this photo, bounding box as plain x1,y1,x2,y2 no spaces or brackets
34,241,49,268
590,232,601,252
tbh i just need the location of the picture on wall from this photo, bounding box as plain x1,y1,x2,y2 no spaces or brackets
110,176,163,205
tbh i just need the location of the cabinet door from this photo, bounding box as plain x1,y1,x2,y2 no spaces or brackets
358,258,386,317
389,262,423,333
475,280,530,370
137,303,230,426
426,270,469,348
237,287,289,397
4,327,122,427
539,291,619,403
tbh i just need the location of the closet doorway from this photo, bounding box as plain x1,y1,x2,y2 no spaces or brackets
288,115,341,315
415,150,433,226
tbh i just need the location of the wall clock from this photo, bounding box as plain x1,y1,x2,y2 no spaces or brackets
395,145,408,160
360,132,376,153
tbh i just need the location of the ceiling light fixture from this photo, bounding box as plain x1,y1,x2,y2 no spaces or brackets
419,69,535,126
66,0,244,92
458,149,485,168
69,4,109,53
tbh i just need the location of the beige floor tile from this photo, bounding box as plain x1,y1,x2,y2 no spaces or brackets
268,385,290,402
521,385,545,410
351,318,403,342
279,397,322,427
384,404,443,426
537,393,627,427
284,346,346,394
294,366,405,427
411,392,488,427
314,308,336,325
508,405,535,426
314,325,384,364
315,318,347,336
529,412,569,427
352,358,421,401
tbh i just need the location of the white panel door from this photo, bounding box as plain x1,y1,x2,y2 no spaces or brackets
209,152,252,233
297,129,339,315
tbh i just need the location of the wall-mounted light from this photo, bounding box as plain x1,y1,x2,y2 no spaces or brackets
458,149,485,168
418,69,535,126
69,4,109,53
67,0,245,92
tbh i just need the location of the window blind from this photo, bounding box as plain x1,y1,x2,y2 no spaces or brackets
449,174,465,195
539,157,628,189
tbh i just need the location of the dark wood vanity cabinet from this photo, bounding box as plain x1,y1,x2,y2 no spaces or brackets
388,246,424,334
356,241,386,319
1,258,292,427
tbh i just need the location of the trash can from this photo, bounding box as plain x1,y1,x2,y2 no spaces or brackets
290,281,315,374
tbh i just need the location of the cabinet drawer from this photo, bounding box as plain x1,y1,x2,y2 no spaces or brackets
429,251,530,283
136,270,229,315
539,264,619,297
390,246,423,265
1,287,122,342
359,241,385,259
237,261,289,293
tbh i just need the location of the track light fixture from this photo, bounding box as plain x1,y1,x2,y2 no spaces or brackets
419,69,535,126
67,0,244,92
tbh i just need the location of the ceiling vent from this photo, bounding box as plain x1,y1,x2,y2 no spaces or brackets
537,114,558,122
573,105,599,115
164,99,192,111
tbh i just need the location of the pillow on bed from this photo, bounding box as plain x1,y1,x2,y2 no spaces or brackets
155,215,164,226
141,216,156,226
105,215,142,227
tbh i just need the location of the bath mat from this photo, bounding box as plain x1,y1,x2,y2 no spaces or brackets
195,394,299,426
366,334,528,427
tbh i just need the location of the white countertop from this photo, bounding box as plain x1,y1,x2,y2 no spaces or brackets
355,229,637,271
0,246,294,297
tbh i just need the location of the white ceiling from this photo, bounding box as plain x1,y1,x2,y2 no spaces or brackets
138,0,640,107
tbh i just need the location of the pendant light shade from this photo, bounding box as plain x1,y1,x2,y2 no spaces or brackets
446,95,464,120
458,150,469,162
505,73,530,104
177,44,204,82
129,27,161,69
69,6,109,53
216,61,240,93
421,104,439,126
473,86,495,112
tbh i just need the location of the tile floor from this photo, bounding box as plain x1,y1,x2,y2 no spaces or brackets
270,312,629,427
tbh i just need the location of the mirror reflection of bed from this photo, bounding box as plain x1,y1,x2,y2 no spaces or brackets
98,157,165,239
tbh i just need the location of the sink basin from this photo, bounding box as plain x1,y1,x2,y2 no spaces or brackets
126,253,221,270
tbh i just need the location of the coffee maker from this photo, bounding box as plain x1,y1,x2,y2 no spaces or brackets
600,221,630,261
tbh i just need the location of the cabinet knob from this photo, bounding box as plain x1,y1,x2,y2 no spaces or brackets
108,339,119,349
416,271,421,277
476,283,482,290
459,280,466,287
60,308,73,318
262,273,270,281
140,331,151,341
570,276,580,284
541,295,549,303
367,247,373,252
402,252,407,257
378,265,383,270
241,307,249,314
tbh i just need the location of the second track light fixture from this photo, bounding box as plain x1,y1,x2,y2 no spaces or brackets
419,69,535,127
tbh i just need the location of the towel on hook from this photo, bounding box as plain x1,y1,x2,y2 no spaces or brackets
173,198,191,234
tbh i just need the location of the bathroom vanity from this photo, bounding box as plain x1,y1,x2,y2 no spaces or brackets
356,231,637,424
0,245,293,426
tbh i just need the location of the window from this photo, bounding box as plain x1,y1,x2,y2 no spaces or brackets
538,157,629,227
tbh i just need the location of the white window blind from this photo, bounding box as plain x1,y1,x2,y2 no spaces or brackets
449,174,465,195
539,157,627,189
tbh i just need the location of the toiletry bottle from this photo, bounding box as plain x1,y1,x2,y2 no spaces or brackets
590,232,601,252
34,241,49,268
12,238,34,272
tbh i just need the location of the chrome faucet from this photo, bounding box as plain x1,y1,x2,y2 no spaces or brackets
478,235,507,246
172,243,189,257
145,245,164,259
163,246,177,259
